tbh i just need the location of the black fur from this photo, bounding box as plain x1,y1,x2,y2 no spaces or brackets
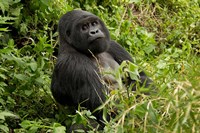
51,10,152,120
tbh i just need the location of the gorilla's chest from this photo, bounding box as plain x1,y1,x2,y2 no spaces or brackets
91,52,119,89
91,52,119,71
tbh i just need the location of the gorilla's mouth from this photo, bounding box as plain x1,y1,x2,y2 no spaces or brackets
89,37,104,43
93,37,104,41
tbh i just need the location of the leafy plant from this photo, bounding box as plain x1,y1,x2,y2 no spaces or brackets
0,0,199,132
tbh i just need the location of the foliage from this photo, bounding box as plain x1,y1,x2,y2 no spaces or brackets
0,0,199,132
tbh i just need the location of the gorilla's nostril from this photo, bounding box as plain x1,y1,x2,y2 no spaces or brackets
90,29,99,35
90,31,96,34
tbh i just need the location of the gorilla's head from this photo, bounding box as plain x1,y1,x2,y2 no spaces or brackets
58,10,110,55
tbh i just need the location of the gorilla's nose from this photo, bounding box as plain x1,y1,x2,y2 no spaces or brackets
89,29,99,36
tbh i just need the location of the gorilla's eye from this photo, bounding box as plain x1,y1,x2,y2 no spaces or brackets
82,24,88,31
91,21,98,26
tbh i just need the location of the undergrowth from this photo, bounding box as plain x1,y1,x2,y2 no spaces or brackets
0,0,199,132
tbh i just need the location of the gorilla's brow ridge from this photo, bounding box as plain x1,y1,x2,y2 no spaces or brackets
75,15,98,24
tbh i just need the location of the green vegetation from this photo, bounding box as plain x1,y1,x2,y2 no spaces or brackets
0,0,199,132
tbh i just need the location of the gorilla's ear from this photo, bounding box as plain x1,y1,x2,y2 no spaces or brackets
59,27,72,45
65,29,72,43
65,34,72,45
58,16,73,44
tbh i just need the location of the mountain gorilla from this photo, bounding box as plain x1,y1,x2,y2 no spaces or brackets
51,10,152,122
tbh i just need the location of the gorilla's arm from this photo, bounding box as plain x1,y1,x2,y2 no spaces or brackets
107,40,133,63
51,52,106,111
107,40,152,88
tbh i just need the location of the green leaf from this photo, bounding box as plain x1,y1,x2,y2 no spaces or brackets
29,126,39,133
156,60,167,69
53,126,66,133
29,62,37,72
0,81,7,87
14,74,27,81
129,0,141,4
0,74,7,80
0,28,8,32
0,125,9,133
20,120,31,128
25,90,33,96
144,44,155,54
0,111,17,120
35,77,44,85
10,6,22,16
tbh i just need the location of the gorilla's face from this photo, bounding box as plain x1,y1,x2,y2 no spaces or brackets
59,10,110,55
